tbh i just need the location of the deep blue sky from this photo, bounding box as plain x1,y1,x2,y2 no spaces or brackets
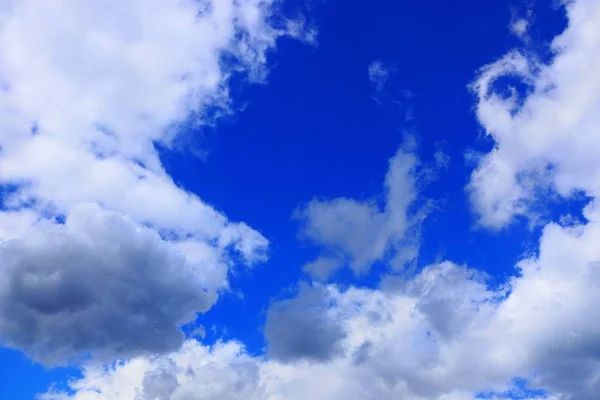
0,0,571,398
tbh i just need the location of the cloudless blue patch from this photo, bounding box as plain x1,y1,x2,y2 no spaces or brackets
30,122,39,136
0,348,79,400
476,377,548,399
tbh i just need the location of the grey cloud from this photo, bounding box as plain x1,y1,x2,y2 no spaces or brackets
408,263,493,339
137,359,180,400
265,284,345,362
296,141,427,275
351,340,372,365
303,256,341,281
297,198,389,273
0,203,218,365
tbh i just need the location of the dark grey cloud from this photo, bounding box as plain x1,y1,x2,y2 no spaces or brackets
0,203,216,365
265,283,346,362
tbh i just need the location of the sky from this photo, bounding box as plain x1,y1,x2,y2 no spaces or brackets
0,0,599,399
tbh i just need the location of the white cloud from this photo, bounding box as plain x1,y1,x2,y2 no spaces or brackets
35,2,600,398
510,18,529,39
40,340,267,400
368,60,390,92
40,207,600,398
469,0,600,228
0,0,289,255
296,139,425,277
0,0,306,360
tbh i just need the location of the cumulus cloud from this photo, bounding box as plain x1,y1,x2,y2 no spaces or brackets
0,0,307,360
296,139,429,278
265,283,346,362
39,209,600,398
35,2,600,398
0,203,225,365
40,340,267,400
469,0,600,228
0,0,293,258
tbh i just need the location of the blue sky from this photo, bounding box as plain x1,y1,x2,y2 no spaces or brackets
0,0,599,399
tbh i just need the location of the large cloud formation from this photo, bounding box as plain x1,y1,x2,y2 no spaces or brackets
0,204,222,365
468,0,600,228
36,0,600,399
39,215,600,399
0,0,307,363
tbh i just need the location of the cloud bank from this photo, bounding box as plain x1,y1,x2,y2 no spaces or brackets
40,211,600,399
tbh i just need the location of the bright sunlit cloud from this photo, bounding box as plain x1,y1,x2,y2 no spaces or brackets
1,1,599,399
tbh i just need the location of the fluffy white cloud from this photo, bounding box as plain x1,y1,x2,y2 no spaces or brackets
296,139,425,277
510,18,529,39
40,340,267,400
0,0,293,256
37,1,600,398
41,206,600,398
469,0,600,227
0,0,306,360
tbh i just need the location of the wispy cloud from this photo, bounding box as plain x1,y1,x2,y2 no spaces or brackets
368,60,390,92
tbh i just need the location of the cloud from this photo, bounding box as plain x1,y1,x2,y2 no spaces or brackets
433,147,450,169
469,0,600,228
265,283,346,362
509,3,534,41
39,209,600,398
35,2,600,398
0,0,295,259
40,340,267,400
296,139,429,278
0,203,226,365
368,60,390,92
510,18,529,39
302,256,341,281
0,0,308,361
